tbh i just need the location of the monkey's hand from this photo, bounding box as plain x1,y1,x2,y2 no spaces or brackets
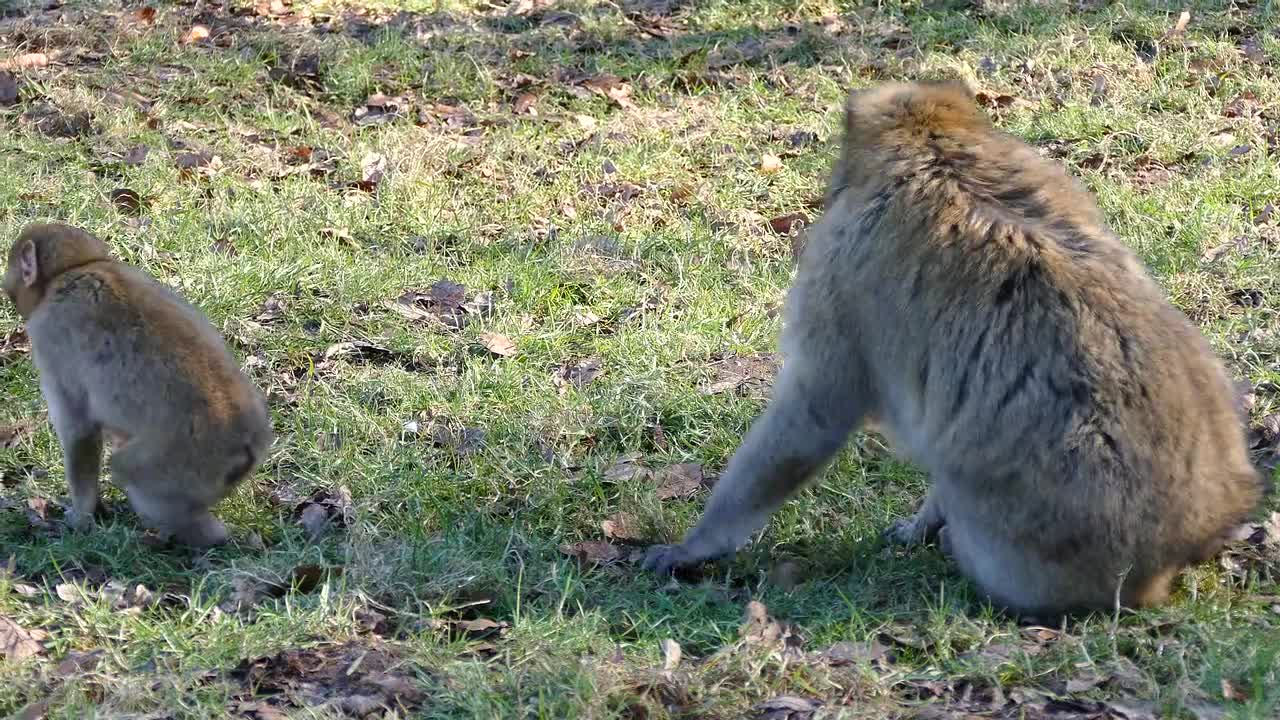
641,544,706,576
883,515,943,548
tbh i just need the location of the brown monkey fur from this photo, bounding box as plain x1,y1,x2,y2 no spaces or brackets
3,223,273,546
644,80,1268,616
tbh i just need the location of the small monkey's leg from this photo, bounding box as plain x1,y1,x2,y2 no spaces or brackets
884,486,945,548
42,383,103,531
643,359,867,575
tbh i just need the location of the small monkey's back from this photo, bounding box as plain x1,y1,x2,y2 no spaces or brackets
31,260,269,452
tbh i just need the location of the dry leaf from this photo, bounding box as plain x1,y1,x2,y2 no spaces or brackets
6,53,49,71
559,540,625,566
601,512,644,542
1163,10,1191,40
659,638,682,671
359,152,387,190
0,72,18,106
753,696,823,720
768,212,809,235
553,357,602,391
0,420,35,450
0,617,48,662
479,332,517,357
604,455,651,483
130,7,157,25
820,640,887,666
760,153,783,174
655,463,705,500
181,24,211,44
109,188,145,215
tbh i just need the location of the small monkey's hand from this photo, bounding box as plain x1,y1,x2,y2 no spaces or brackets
641,544,704,576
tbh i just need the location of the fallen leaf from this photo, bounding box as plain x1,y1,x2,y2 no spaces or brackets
181,24,211,44
553,357,602,391
292,486,355,540
0,420,35,450
513,92,538,115
580,75,636,110
604,454,651,483
7,53,48,71
0,330,30,366
290,564,341,594
122,144,149,166
1067,673,1105,693
768,559,805,591
760,153,783,174
0,72,17,106
1221,677,1248,702
741,600,802,650
358,152,387,191
753,696,823,720
478,332,517,357
255,293,288,323
820,639,888,666
1090,73,1108,106
0,617,48,662
655,463,705,500
601,512,644,542
23,105,94,138
700,353,779,396
660,638,682,671
298,504,329,541
1162,10,1190,41
1239,36,1265,64
129,7,157,25
109,188,145,215
1228,288,1264,308
54,650,103,677
559,540,625,566
175,150,217,169
768,212,809,235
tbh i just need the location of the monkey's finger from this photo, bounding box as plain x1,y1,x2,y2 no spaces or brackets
641,545,682,575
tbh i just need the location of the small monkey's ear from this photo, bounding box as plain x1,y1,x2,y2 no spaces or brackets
18,239,39,287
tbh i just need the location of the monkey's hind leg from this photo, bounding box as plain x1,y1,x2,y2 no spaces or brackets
41,380,104,532
111,446,230,547
884,486,945,548
643,354,869,575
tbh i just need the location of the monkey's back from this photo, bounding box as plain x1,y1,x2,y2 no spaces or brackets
803,120,1264,608
26,260,270,455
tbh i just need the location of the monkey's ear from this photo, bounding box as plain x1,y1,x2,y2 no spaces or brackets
17,239,39,287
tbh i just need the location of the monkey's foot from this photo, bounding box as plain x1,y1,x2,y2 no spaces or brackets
173,515,230,548
883,515,942,548
641,544,704,576
66,508,96,533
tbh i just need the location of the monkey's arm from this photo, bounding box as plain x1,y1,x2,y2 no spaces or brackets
644,354,869,575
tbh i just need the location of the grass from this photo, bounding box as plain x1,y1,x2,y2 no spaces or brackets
0,0,1278,717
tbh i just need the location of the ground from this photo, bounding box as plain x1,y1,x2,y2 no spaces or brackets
0,0,1278,718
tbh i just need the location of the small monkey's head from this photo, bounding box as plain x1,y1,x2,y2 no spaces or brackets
4,223,110,318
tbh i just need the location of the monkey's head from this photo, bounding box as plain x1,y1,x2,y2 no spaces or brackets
829,80,988,191
4,223,110,318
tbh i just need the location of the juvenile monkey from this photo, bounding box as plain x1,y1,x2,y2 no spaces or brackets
644,80,1267,616
3,223,273,546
